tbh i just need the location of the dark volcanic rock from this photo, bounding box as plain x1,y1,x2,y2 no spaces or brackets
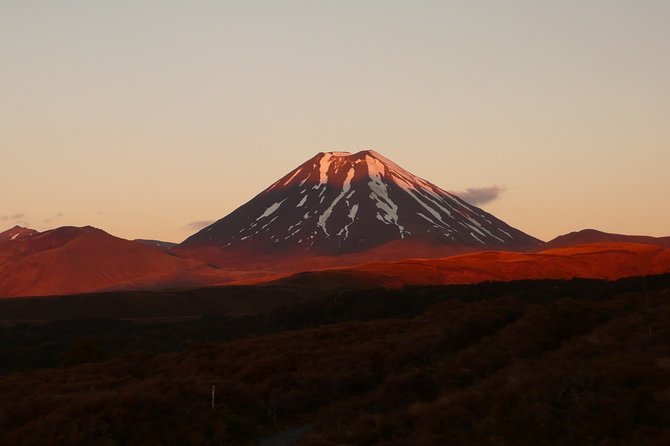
181,150,541,257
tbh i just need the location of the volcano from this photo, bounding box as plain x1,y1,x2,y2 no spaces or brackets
180,151,541,267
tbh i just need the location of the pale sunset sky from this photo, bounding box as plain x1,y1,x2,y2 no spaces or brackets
1,1,669,243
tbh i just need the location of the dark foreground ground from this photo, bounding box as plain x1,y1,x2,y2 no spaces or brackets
1,274,670,445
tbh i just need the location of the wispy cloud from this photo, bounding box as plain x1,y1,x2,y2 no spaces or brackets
451,185,506,206
43,211,65,225
184,220,215,232
0,213,25,222
0,213,30,229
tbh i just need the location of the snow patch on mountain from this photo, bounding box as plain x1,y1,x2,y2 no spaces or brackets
283,168,303,186
317,153,333,186
366,155,407,238
257,200,286,220
318,167,355,236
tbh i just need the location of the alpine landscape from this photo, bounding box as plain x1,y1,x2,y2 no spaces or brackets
2,2,669,445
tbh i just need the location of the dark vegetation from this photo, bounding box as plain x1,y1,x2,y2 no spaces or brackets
1,274,670,445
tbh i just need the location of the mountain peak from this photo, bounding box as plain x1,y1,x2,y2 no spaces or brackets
318,149,383,157
268,150,433,196
181,150,541,262
539,228,670,251
0,226,39,243
320,150,353,156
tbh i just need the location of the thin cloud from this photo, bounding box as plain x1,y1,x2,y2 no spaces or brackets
0,213,30,229
0,213,25,222
452,186,506,206
184,220,215,231
43,211,65,225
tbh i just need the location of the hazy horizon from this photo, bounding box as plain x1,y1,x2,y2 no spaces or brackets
2,1,669,242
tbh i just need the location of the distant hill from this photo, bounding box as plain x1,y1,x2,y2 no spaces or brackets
0,225,38,244
134,239,178,250
0,226,228,297
260,242,670,289
539,229,670,250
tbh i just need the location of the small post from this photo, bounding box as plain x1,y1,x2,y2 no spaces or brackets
211,384,216,409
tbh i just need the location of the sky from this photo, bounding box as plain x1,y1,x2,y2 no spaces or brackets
1,1,669,243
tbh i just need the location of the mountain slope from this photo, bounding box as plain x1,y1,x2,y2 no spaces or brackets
258,242,670,289
181,150,541,268
539,229,670,250
134,239,178,250
0,226,228,297
0,226,38,244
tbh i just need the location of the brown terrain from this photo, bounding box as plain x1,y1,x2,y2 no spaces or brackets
4,152,668,298
0,226,230,297
0,225,38,244
538,228,670,250
239,242,670,290
2,223,670,298
1,274,669,445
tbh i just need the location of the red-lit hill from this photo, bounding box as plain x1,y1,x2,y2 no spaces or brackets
0,226,228,297
0,225,38,244
538,228,670,250
262,242,670,289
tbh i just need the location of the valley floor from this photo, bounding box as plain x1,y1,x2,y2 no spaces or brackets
1,275,670,445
